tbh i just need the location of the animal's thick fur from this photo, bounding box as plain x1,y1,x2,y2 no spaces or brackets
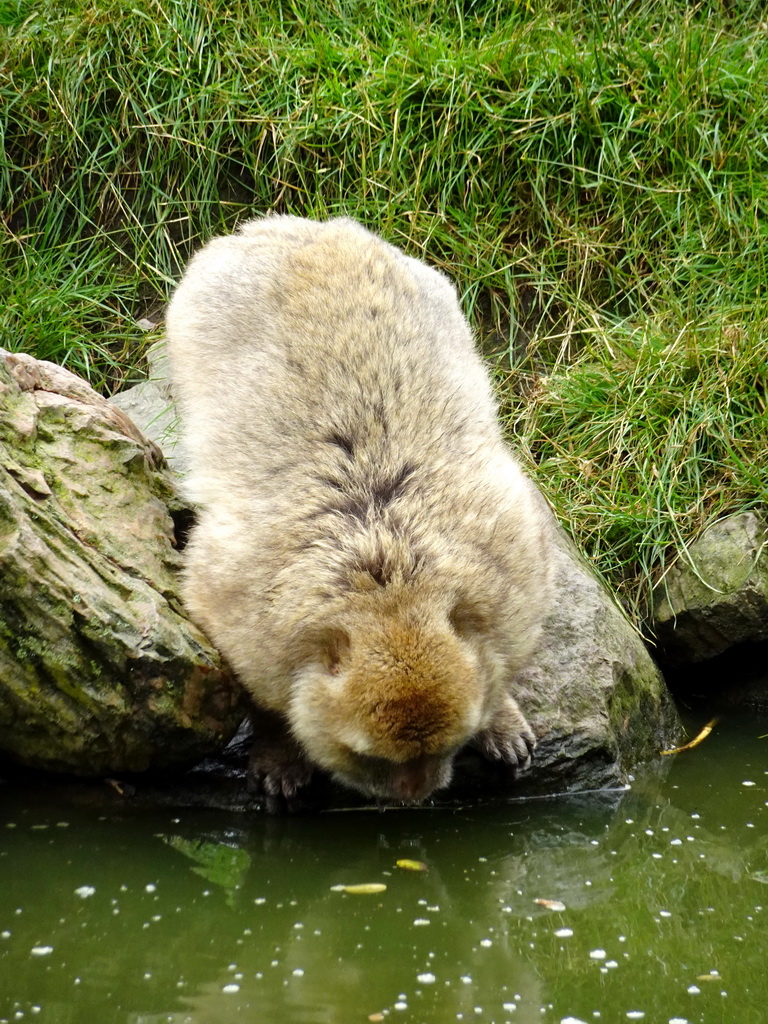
166,215,551,805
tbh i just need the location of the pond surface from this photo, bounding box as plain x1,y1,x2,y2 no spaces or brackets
1,709,766,1024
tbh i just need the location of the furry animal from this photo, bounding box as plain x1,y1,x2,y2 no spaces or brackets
166,215,551,808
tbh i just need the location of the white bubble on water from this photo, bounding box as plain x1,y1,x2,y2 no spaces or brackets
555,928,574,938
742,781,756,787
687,985,700,995
74,886,95,899
222,984,239,994
30,946,53,956
589,949,606,960
417,972,436,984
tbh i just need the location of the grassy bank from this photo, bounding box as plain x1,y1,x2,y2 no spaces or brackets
2,0,767,622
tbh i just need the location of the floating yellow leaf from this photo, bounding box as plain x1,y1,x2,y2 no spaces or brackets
396,858,428,872
661,718,718,755
697,973,720,982
330,883,387,895
534,898,566,911
368,1014,385,1022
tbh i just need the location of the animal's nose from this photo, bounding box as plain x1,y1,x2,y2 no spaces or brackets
391,756,431,801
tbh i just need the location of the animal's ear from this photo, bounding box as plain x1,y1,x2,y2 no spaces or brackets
449,598,489,638
318,627,351,675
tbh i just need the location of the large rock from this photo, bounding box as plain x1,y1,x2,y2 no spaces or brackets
652,512,768,665
112,364,681,801
109,342,189,477
0,349,246,775
507,519,680,795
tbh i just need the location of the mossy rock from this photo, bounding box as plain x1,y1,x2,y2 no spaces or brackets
507,521,682,796
0,350,246,775
652,512,768,665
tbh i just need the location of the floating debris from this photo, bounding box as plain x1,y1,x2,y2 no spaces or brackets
330,883,387,895
661,718,718,755
396,858,428,872
534,898,566,911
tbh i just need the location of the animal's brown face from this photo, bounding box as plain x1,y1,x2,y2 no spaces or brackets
288,610,487,802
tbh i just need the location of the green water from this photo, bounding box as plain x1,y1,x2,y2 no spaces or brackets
1,711,766,1024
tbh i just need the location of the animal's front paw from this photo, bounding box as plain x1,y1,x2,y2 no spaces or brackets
473,694,536,773
246,712,315,813
249,751,313,802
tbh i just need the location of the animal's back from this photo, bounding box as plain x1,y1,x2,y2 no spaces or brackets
166,215,501,514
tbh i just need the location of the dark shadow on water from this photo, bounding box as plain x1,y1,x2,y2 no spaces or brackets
662,638,768,713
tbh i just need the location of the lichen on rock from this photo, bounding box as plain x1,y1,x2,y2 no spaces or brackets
0,349,245,776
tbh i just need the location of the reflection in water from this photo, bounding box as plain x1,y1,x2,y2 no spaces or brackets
1,711,766,1023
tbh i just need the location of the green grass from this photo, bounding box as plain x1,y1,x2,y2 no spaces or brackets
2,0,767,624
509,315,768,619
